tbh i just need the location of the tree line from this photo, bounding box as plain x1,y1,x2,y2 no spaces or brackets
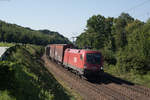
0,20,70,45
76,13,150,74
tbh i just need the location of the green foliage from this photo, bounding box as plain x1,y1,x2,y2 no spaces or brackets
101,47,117,65
0,20,70,45
111,13,134,50
0,42,15,47
76,14,114,49
0,45,74,100
76,12,150,75
0,90,16,100
115,49,148,74
0,61,16,90
86,15,105,33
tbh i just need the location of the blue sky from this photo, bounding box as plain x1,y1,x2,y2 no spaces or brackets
0,0,150,40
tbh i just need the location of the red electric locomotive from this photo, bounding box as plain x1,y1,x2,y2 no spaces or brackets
63,49,103,77
46,44,103,77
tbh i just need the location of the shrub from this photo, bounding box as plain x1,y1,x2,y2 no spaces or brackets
0,61,16,90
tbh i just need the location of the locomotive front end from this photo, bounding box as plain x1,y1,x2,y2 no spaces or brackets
83,51,104,77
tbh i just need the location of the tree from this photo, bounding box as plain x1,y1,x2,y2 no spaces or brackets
86,15,107,49
0,20,70,45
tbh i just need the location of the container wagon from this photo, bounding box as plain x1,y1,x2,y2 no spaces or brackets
49,44,73,63
45,45,50,56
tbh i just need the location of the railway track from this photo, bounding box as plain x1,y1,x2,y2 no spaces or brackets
104,74,150,99
42,55,150,100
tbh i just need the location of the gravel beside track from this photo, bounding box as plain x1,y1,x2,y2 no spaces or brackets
42,55,150,100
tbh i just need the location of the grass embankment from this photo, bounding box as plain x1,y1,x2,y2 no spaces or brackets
0,42,15,47
104,65,150,88
0,44,75,100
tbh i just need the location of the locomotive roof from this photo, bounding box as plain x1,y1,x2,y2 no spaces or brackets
66,48,100,53
47,44,73,47
51,44,69,45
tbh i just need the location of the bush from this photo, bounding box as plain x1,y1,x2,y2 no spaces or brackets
116,49,149,74
101,49,117,65
0,61,16,90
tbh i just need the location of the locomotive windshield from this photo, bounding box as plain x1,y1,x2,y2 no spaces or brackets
86,53,101,64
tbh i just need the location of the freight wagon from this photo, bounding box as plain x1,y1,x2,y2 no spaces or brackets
45,45,50,56
49,44,73,63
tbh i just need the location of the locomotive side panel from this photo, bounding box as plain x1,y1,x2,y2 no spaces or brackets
63,49,85,75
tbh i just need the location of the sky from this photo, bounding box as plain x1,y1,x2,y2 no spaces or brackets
0,0,150,40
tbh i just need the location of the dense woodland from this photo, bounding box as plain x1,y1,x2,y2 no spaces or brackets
0,20,70,45
76,13,150,74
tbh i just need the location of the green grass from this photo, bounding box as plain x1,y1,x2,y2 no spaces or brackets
0,44,76,100
104,64,150,88
0,42,15,47
0,90,16,100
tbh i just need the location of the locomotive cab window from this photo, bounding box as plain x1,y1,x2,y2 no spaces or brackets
86,53,101,64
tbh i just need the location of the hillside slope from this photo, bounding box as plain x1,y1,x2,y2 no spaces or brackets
0,20,70,45
0,45,75,100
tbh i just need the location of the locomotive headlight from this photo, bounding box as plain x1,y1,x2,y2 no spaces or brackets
100,66,103,70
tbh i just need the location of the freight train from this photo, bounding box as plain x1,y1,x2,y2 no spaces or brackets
45,44,104,78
